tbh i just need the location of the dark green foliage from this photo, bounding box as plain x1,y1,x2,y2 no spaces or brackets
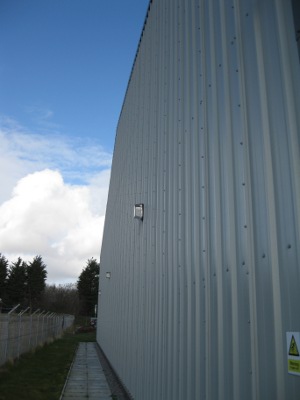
77,258,99,316
27,255,47,309
0,253,8,301
6,257,27,307
2,255,47,310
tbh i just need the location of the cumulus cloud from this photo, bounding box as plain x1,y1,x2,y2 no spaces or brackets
0,169,110,282
0,117,112,283
0,117,112,203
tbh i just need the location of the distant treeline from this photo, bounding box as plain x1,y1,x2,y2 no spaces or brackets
0,254,99,317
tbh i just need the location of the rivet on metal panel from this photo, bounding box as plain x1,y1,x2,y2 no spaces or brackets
287,244,292,249
242,182,245,186
219,64,222,67
262,254,266,258
242,261,245,266
244,225,247,228
240,142,243,145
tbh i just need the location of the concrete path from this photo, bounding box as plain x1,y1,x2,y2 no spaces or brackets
60,342,112,399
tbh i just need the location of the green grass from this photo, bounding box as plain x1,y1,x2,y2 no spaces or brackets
0,330,96,400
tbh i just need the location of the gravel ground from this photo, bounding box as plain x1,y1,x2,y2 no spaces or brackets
95,344,132,400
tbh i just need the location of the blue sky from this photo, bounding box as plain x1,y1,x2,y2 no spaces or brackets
0,0,149,283
0,0,148,149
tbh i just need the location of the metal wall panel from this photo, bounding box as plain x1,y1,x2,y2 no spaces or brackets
97,0,300,399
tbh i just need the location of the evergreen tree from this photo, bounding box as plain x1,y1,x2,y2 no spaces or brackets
27,255,47,309
0,253,8,300
6,258,27,307
77,258,99,316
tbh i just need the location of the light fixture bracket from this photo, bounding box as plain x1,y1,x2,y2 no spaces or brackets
134,203,144,220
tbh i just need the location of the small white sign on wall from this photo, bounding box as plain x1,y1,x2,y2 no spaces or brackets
286,332,300,376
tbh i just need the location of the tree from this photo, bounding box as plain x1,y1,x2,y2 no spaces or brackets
41,283,80,315
26,255,47,309
0,253,8,301
5,255,47,310
77,258,99,316
6,257,27,307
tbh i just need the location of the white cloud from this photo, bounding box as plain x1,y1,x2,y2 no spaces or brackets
0,169,110,283
0,117,112,283
0,117,112,203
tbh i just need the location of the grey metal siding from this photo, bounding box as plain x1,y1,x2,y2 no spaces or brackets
97,0,300,399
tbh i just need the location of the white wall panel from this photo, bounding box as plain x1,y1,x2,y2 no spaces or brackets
97,0,300,399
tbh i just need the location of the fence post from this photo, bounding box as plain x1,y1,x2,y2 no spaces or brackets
36,311,45,347
47,312,54,342
29,309,40,350
17,307,30,359
42,312,50,344
51,313,56,339
4,304,20,362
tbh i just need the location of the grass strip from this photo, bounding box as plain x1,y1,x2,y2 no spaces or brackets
0,330,96,400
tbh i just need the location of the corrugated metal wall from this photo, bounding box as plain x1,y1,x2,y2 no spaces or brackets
97,0,300,399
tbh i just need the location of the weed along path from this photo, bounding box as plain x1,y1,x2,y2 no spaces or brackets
60,342,111,399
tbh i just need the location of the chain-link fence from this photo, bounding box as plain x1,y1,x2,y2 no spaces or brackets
0,306,74,366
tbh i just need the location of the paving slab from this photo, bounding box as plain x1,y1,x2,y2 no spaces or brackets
60,342,112,399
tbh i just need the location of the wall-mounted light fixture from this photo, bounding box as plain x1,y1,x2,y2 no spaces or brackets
134,203,144,220
106,272,111,279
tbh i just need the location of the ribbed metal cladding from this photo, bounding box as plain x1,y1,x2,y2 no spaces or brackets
97,0,300,399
